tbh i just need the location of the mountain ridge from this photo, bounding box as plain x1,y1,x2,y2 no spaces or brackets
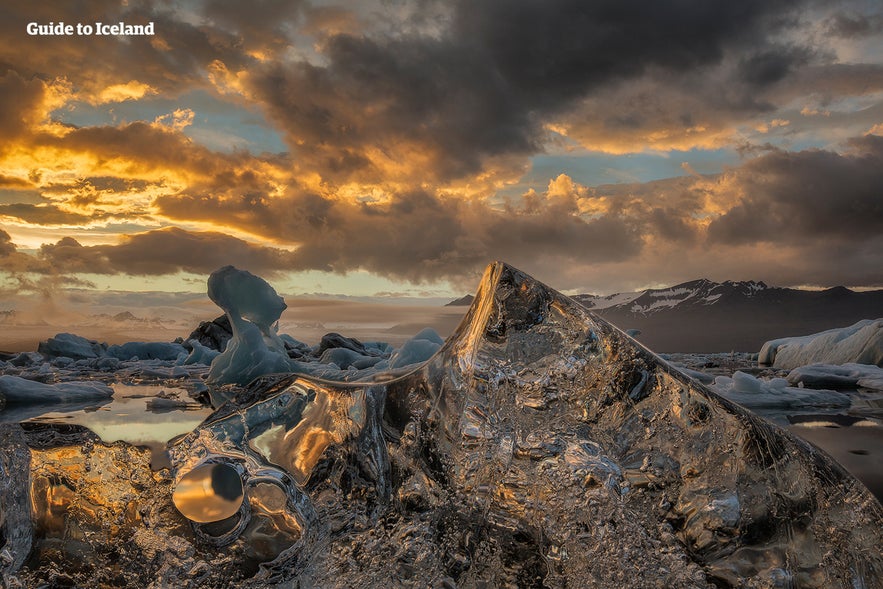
571,279,883,353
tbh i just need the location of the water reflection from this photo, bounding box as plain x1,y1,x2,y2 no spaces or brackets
172,463,243,523
787,413,883,501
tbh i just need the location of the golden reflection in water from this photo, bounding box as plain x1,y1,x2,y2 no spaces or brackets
172,463,243,523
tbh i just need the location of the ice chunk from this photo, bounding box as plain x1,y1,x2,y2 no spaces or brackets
318,347,383,370
759,319,883,369
387,329,443,369
107,341,187,362
208,265,287,328
181,339,221,366
37,333,106,360
4,261,883,587
206,266,293,385
711,371,850,409
209,314,292,385
786,363,883,391
0,375,113,404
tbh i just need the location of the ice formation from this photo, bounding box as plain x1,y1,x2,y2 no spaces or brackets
710,370,851,410
206,266,294,385
0,375,113,404
2,262,881,588
107,341,188,362
204,266,445,385
37,332,105,360
758,318,883,369
786,362,883,391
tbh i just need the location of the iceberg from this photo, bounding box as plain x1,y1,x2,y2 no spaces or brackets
37,332,106,360
758,319,883,369
0,375,113,404
710,370,851,410
2,262,882,588
206,266,294,385
106,341,188,362
786,362,883,391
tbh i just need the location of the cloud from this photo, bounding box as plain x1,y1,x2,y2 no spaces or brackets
825,11,883,38
0,230,16,257
242,0,830,178
0,203,94,225
708,135,883,244
1,0,882,296
36,227,301,276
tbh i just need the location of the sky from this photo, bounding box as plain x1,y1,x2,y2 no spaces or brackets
2,0,883,307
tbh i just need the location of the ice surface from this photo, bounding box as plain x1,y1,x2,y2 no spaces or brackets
710,370,851,409
207,266,294,385
385,327,443,369
0,375,113,404
107,341,187,361
36,332,105,360
759,319,883,369
182,339,222,366
787,362,883,391
2,262,882,588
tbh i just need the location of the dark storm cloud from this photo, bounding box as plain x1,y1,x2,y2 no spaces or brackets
826,11,883,38
0,1,251,100
709,135,883,245
37,228,300,276
202,0,306,49
247,0,813,176
451,0,802,105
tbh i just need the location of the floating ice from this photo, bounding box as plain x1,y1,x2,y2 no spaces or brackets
787,362,883,391
759,319,883,369
206,266,294,385
0,375,113,404
37,333,105,360
385,327,443,369
711,370,850,409
204,268,442,385
181,339,221,366
106,341,187,362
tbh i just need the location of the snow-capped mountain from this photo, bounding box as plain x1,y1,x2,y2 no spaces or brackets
573,279,883,353
573,279,769,315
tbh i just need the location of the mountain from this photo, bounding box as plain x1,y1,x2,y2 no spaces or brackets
574,279,883,353
445,294,475,306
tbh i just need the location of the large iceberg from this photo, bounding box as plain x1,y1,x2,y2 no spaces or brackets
758,319,883,369
2,262,882,588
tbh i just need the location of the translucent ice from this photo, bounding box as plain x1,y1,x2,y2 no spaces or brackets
207,266,293,385
4,262,883,588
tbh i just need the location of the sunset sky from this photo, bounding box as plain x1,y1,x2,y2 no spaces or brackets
2,0,883,306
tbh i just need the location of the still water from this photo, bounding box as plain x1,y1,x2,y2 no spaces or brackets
12,382,213,469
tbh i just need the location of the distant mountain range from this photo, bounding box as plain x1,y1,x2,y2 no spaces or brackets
573,279,883,352
447,279,883,353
